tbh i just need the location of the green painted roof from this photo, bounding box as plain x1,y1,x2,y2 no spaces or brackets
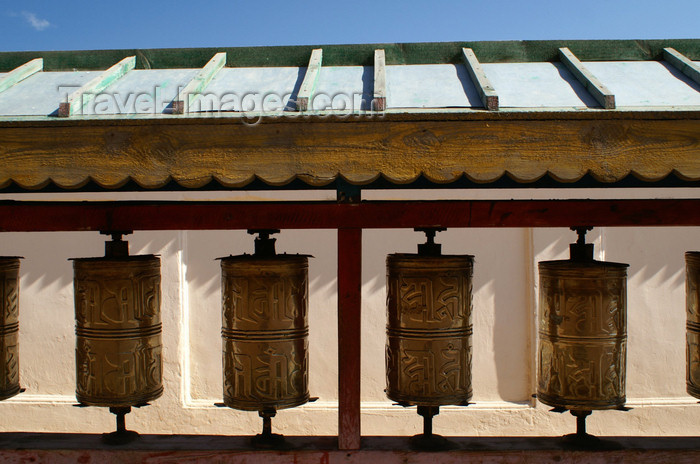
1,39,699,71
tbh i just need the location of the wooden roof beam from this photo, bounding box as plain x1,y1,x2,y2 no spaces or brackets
373,49,386,111
0,58,43,94
461,48,498,111
171,52,226,114
296,49,323,111
58,56,135,117
558,47,615,109
663,48,700,88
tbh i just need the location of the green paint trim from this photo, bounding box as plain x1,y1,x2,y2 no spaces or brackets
58,56,135,117
297,49,323,111
1,39,699,72
172,52,226,114
0,58,43,94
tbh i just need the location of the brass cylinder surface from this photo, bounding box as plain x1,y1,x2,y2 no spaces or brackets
73,256,162,407
686,252,700,399
0,258,20,401
537,260,628,410
221,255,309,411
386,254,474,406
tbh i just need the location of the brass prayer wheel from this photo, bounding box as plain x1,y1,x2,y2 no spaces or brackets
537,228,628,412
386,255,474,405
386,228,473,449
73,234,163,408
686,252,700,399
220,230,310,415
0,257,21,401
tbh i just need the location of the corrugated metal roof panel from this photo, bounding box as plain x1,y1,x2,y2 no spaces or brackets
585,61,700,107
194,66,302,112
386,64,481,108
313,66,371,111
0,71,100,116
81,69,199,115
482,62,597,108
0,58,698,117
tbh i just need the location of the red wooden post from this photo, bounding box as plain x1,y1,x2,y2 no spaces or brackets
337,228,362,450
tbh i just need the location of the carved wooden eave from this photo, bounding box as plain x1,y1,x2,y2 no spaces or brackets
0,110,698,190
0,39,698,191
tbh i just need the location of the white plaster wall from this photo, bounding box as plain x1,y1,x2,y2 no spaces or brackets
0,189,699,437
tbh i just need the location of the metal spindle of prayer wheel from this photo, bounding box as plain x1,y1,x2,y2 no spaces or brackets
386,228,473,450
537,227,628,447
0,257,22,401
220,230,311,448
72,232,162,444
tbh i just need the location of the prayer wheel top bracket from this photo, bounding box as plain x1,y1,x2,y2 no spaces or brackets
248,229,280,258
569,226,594,262
100,230,133,258
414,227,446,256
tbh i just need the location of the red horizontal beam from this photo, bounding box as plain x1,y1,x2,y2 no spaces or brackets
0,199,699,232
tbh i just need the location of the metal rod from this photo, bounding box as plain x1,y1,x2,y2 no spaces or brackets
116,411,126,434
573,410,591,438
417,406,439,438
260,410,274,437
424,410,433,437
108,406,132,435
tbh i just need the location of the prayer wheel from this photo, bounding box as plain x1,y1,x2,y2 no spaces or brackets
72,232,162,442
0,257,21,401
537,227,628,444
386,228,473,449
220,230,310,447
686,252,700,399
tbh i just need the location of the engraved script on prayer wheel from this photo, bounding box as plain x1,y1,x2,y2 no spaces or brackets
537,232,628,411
0,258,21,401
686,252,700,399
73,254,163,407
221,232,310,413
386,232,474,407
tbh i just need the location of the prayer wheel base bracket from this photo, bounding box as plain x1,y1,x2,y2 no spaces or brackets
561,433,623,450
409,433,456,451
250,409,291,450
551,409,624,450
406,406,457,451
251,433,288,450
101,407,140,446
